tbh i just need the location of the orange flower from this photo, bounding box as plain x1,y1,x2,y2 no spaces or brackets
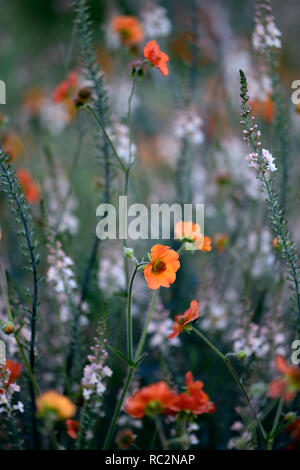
175,221,212,251
52,71,78,104
144,244,180,289
0,360,22,394
116,429,136,449
36,391,76,420
169,371,216,416
2,132,25,160
168,300,200,340
111,16,144,46
125,381,176,418
144,40,169,77
268,355,300,403
66,419,80,439
17,169,40,204
213,233,229,253
286,418,300,447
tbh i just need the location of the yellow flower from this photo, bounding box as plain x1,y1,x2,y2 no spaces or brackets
36,391,76,420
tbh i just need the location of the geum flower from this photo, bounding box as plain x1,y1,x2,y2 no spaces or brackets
268,355,300,403
168,300,200,340
144,40,169,77
125,382,176,418
169,372,216,416
175,221,212,251
36,390,76,420
17,168,40,204
144,244,180,290
111,16,144,46
52,71,78,104
66,419,80,439
0,360,22,394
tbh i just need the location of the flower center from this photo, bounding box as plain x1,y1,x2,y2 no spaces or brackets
152,259,166,274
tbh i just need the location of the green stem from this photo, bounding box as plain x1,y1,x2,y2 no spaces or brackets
191,326,267,444
84,105,126,172
127,265,138,363
102,367,134,450
134,290,159,362
154,415,169,450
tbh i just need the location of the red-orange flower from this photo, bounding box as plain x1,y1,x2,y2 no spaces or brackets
2,132,25,161
125,381,176,418
169,372,216,416
66,419,80,439
168,300,200,340
175,221,212,252
250,96,274,123
144,40,169,77
52,71,78,104
144,244,180,290
111,16,144,46
268,355,300,403
17,169,40,204
0,360,22,394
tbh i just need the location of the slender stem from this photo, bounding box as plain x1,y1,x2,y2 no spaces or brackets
103,273,158,450
102,367,134,450
134,290,159,362
270,397,284,438
127,265,138,363
127,72,138,166
84,105,126,172
154,415,169,450
191,326,267,444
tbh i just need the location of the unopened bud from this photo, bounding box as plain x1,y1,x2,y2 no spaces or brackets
2,321,14,335
123,247,134,259
116,429,135,449
237,350,247,360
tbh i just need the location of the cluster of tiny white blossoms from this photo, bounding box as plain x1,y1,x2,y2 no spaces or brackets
43,167,79,235
233,318,285,360
47,241,88,323
173,108,204,146
108,122,136,166
245,148,277,172
98,247,126,296
81,323,112,405
0,366,23,414
201,302,229,332
141,3,172,38
252,1,281,52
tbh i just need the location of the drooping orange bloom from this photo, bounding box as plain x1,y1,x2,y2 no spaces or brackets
36,391,76,420
52,71,78,104
66,419,80,439
175,221,212,252
144,244,180,290
169,372,216,416
268,355,300,403
168,300,200,340
0,360,22,394
213,233,229,253
125,382,176,418
144,40,170,77
17,169,40,204
111,16,144,46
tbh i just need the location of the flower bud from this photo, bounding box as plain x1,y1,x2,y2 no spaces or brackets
237,350,247,360
2,321,14,335
123,247,134,259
